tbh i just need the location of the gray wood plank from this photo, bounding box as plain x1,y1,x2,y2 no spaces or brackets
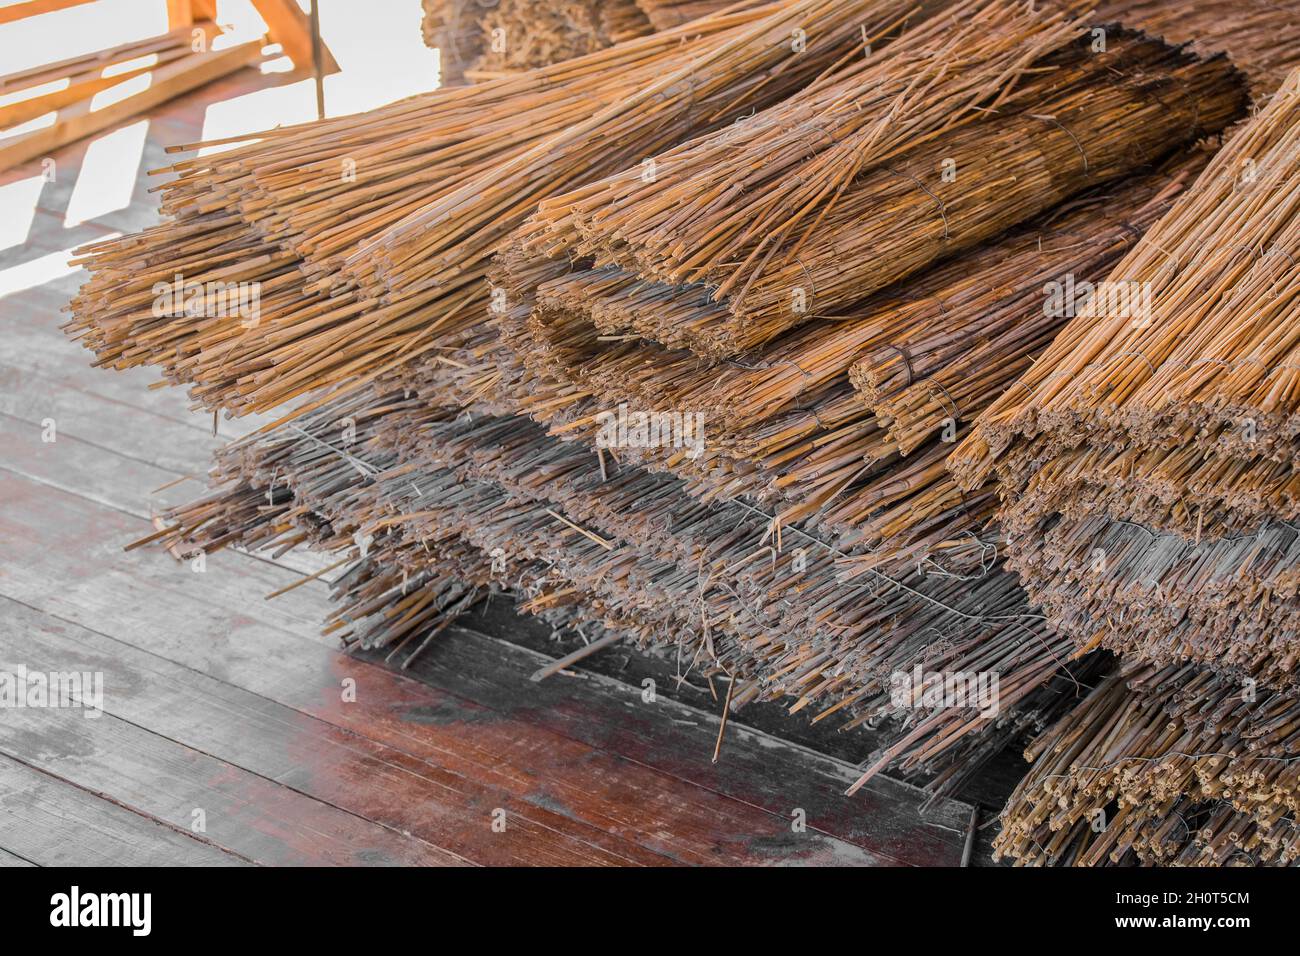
0,361,225,475
0,755,244,867
0,846,37,867
0,598,692,866
0,694,471,866
0,441,341,644
1,276,269,443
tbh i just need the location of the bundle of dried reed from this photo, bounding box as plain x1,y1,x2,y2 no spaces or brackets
995,664,1300,865
1093,0,1300,96
493,152,1211,575
420,0,485,82
148,380,1093,799
66,0,931,421
420,0,746,80
1008,513,1300,688
458,0,655,77
949,70,1300,689
954,71,1300,492
847,161,1207,456
512,24,1244,357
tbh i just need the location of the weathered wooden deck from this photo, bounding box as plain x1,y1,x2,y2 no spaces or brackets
0,64,985,867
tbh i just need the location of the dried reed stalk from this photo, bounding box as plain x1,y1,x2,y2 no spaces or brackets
953,70,1300,492
421,0,746,80
1094,0,1300,97
465,0,655,76
493,155,1208,574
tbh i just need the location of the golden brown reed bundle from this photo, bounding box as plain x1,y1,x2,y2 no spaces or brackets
846,159,1207,456
513,23,1246,357
421,0,746,80
421,0,486,83
464,0,655,76
946,70,1300,690
350,0,960,301
1094,0,1300,97
66,0,939,421
953,70,1300,493
492,157,1207,575
996,665,1300,866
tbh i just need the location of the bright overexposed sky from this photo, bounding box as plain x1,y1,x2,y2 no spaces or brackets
0,0,439,287
0,0,440,144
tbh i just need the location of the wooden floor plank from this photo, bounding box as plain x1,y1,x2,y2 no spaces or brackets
0,475,903,864
0,451,344,644
0,361,225,476
0,846,37,867
0,598,696,867
1,292,347,582
384,626,972,866
0,705,474,867
0,755,244,867
3,279,268,445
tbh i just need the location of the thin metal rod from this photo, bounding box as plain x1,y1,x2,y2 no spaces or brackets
310,0,325,120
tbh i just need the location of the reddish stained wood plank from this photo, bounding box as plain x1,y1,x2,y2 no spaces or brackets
1,599,680,867
0,474,901,865
0,755,243,867
0,706,474,867
391,627,972,866
0,608,475,866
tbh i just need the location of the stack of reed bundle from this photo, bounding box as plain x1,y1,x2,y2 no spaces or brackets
421,0,1300,91
939,71,1300,864
951,69,1300,688
995,664,1300,865
148,379,1093,800
491,156,1206,576
419,0,745,80
492,10,1245,573
451,0,656,79
61,0,1285,860
66,0,938,421
511,25,1244,358
635,0,747,29
420,0,484,83
1092,0,1300,97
